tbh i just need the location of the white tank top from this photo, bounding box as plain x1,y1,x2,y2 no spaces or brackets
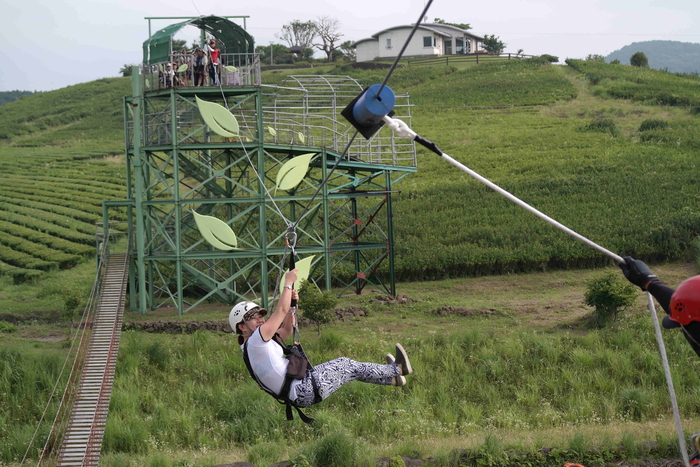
242,328,301,399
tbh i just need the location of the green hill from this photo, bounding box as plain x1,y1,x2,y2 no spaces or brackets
605,40,700,74
1,59,699,288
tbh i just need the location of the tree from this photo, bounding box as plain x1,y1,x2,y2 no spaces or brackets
630,51,649,67
585,54,605,62
433,18,471,30
172,39,188,52
277,20,317,49
313,16,344,62
340,40,356,61
119,64,137,77
255,44,292,65
299,281,337,336
482,34,506,55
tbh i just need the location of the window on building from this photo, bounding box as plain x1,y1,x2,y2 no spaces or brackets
456,38,465,54
386,38,392,49
423,36,435,47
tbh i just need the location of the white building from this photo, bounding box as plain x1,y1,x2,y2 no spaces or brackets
352,24,484,62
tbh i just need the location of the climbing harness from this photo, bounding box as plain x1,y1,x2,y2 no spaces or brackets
242,332,320,424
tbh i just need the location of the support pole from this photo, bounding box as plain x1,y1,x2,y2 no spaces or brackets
130,66,149,314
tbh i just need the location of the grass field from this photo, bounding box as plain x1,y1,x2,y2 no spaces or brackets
2,261,700,467
2,57,700,466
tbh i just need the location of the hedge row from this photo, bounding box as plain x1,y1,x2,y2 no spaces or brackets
0,231,81,269
4,176,125,199
0,260,43,284
0,196,99,224
0,203,94,235
0,220,94,256
0,189,103,217
0,243,54,271
0,210,94,245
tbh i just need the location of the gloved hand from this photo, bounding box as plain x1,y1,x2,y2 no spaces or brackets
618,256,658,290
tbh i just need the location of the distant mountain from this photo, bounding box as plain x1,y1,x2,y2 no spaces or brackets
0,90,37,106
605,40,700,74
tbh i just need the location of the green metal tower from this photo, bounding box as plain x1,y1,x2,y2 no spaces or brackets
111,16,416,314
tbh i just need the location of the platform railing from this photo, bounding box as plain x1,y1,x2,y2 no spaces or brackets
140,52,261,92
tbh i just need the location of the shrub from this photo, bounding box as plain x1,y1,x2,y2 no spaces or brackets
610,59,621,65
306,431,357,467
539,54,559,63
630,52,649,68
61,289,82,327
585,54,606,62
581,118,621,137
299,281,338,336
584,270,637,327
639,119,669,132
0,321,17,333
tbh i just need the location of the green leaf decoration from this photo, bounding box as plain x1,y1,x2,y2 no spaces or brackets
267,126,277,136
195,96,240,138
296,132,305,144
224,65,238,72
192,211,238,250
280,255,316,293
276,153,315,192
177,64,188,73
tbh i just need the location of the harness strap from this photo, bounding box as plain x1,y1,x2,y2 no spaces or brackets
243,335,321,424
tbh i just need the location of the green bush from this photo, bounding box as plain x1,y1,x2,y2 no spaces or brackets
539,54,559,63
639,119,669,132
585,54,606,62
584,270,637,326
61,289,82,327
630,52,649,68
581,118,621,137
306,431,357,467
299,281,338,336
610,59,621,65
0,321,17,333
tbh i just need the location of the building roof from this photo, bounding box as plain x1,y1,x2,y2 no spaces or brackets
421,23,484,40
351,23,483,48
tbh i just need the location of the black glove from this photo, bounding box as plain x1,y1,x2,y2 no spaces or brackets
618,256,658,290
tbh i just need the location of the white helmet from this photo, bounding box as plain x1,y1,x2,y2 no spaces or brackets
229,301,267,333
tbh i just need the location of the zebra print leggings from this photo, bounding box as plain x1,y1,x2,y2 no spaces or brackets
292,357,400,408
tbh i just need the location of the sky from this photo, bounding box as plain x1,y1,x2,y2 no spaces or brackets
1,0,698,92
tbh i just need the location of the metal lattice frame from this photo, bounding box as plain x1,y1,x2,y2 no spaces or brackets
119,70,415,315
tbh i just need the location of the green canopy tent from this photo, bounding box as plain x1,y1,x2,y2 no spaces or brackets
142,15,255,65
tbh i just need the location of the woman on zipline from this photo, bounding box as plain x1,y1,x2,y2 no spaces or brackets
230,268,412,412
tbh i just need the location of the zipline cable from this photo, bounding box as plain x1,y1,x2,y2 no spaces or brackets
292,0,434,228
647,294,690,467
376,0,434,97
